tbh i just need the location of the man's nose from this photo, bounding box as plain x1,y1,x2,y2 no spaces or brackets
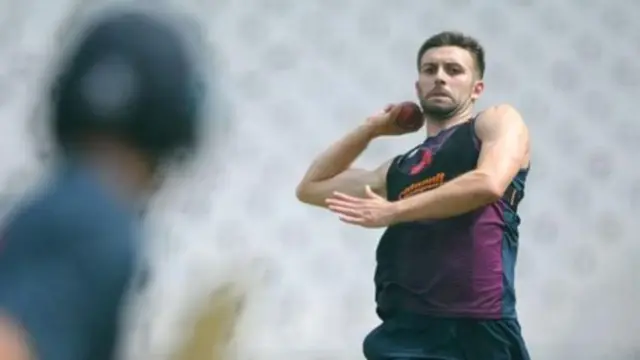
434,68,447,85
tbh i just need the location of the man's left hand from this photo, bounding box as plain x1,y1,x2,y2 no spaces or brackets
325,186,399,228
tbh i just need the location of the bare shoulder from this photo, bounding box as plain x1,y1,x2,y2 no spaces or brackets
475,104,528,139
476,104,525,125
474,104,531,169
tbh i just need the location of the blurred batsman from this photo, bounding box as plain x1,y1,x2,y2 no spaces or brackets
0,6,206,360
297,32,531,359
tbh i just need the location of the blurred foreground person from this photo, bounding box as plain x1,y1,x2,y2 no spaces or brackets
0,6,206,360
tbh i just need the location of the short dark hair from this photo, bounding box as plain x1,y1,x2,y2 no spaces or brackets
416,31,485,78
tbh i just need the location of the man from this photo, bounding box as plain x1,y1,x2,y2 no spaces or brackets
296,31,531,360
0,7,206,360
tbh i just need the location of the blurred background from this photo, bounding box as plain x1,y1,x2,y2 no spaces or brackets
1,0,639,359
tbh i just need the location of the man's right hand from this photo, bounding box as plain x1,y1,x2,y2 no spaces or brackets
297,103,417,207
366,104,423,137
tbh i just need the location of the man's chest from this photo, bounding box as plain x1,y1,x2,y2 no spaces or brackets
387,124,480,201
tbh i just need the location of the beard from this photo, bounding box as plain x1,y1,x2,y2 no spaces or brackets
419,97,460,122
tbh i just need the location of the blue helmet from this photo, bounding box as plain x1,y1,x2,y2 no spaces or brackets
50,8,206,163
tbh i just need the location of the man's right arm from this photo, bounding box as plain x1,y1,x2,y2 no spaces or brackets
295,122,392,208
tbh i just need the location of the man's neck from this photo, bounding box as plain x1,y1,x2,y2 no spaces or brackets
425,106,474,137
68,145,153,208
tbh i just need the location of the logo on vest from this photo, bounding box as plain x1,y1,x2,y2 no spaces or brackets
399,172,445,199
409,148,433,175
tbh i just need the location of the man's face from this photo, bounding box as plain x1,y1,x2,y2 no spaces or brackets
415,46,484,121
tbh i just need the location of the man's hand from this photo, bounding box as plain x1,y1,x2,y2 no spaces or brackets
326,185,400,228
366,104,423,137
296,102,418,207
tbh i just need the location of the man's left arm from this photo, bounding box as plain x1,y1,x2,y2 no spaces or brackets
393,104,529,222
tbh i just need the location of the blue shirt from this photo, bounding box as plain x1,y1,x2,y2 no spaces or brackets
0,163,140,360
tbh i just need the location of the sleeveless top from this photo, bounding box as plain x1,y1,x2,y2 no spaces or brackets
375,118,528,319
